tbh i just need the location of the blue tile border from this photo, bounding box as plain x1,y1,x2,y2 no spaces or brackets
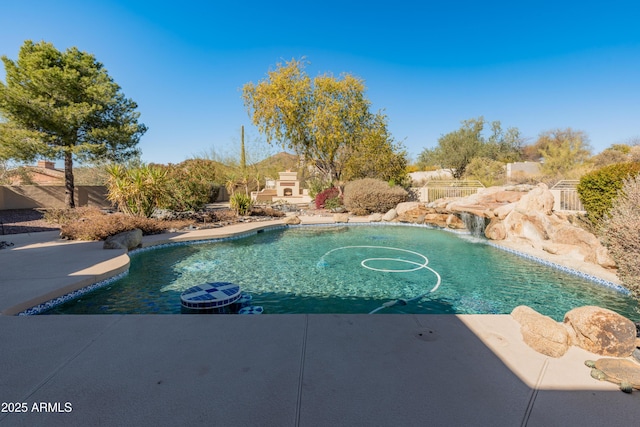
485,241,630,295
18,270,129,316
19,225,288,316
18,221,630,315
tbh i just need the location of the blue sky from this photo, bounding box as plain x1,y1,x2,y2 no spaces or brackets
1,0,639,165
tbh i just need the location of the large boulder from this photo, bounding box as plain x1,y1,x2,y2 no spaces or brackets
421,213,450,228
382,209,397,222
514,183,554,216
445,214,466,229
512,306,570,358
284,215,301,225
484,219,506,240
397,205,429,224
396,202,422,216
494,202,516,220
446,188,526,218
103,228,142,251
564,306,637,357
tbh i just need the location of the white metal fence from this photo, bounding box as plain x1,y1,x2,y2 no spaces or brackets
550,180,585,212
410,179,585,213
410,180,485,203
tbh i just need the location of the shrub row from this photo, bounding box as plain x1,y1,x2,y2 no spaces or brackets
56,208,194,241
51,206,284,241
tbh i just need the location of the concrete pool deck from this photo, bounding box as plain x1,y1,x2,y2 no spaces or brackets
1,217,639,426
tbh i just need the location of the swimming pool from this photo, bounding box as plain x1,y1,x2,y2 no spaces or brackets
45,225,638,320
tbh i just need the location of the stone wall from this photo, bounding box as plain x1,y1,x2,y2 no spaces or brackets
0,185,111,210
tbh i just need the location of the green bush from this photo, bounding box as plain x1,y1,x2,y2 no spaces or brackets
600,176,640,298
464,157,506,187
343,178,408,215
577,162,640,224
161,159,221,211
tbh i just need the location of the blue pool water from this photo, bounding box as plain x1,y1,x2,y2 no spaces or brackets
45,225,638,321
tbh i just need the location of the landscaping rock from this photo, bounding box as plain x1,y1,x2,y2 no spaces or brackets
393,182,617,272
494,202,516,220
512,305,570,358
445,214,465,229
564,306,637,357
396,202,421,216
423,213,449,228
333,213,349,223
397,205,429,224
585,358,640,393
485,219,506,240
368,213,383,222
284,215,301,225
382,209,397,222
514,183,555,216
103,228,142,251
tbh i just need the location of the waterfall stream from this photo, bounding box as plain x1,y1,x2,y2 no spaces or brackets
458,212,488,237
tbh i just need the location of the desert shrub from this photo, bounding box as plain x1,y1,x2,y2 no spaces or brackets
249,206,285,217
230,192,253,215
508,170,543,185
42,207,91,225
577,162,640,224
315,187,341,209
600,176,640,298
59,208,193,240
161,159,221,211
343,178,408,215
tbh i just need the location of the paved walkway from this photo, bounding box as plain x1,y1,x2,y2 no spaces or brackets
1,218,639,426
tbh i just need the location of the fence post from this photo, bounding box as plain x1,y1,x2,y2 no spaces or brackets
550,189,561,211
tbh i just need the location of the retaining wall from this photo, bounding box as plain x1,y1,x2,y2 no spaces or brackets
0,185,111,210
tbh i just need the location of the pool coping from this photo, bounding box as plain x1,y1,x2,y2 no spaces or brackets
12,218,630,316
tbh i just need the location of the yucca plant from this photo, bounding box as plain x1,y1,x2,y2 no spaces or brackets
106,164,170,217
230,192,253,216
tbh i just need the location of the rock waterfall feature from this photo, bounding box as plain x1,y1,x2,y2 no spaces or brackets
384,183,616,272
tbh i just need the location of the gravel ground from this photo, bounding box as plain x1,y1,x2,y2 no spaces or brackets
0,209,60,235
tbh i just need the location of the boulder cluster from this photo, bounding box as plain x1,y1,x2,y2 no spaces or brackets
512,305,638,358
374,183,615,271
